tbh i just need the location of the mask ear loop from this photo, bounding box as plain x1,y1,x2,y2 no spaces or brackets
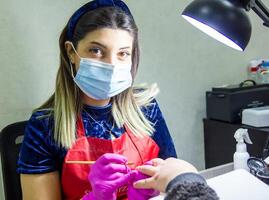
69,60,75,79
66,41,81,79
67,41,81,59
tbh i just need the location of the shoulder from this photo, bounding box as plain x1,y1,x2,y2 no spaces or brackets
17,109,63,174
132,83,159,105
23,109,58,153
25,109,54,138
141,98,163,122
28,109,53,125
133,83,164,122
166,173,206,191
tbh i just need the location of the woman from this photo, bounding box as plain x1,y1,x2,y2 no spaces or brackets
17,0,177,199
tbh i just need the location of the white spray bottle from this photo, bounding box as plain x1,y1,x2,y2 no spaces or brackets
233,128,252,171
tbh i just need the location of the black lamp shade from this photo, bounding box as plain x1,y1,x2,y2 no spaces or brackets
182,0,252,51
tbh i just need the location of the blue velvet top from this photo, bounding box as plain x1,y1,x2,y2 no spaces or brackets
17,99,177,174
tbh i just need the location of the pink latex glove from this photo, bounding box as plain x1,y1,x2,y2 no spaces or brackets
82,153,134,200
128,170,160,200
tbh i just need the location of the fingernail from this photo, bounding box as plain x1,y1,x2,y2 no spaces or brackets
145,161,153,165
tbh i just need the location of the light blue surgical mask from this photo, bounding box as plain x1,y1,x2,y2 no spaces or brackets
69,43,133,100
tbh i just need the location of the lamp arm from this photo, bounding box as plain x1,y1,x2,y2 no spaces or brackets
247,0,269,27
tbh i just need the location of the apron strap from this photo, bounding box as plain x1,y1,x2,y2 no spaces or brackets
76,115,85,138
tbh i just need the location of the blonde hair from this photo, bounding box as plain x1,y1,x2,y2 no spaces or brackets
36,81,159,148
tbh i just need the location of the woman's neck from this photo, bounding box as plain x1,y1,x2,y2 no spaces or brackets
82,94,110,107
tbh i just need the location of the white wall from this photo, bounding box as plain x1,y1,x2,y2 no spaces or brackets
1,0,269,199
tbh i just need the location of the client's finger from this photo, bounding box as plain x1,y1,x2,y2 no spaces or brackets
151,158,165,166
133,177,155,189
136,165,158,177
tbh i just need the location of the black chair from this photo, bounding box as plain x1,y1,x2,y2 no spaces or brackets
0,121,27,200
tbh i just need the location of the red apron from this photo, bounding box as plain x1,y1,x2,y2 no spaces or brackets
61,117,160,200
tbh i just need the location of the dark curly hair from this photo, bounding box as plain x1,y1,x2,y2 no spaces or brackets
164,182,219,200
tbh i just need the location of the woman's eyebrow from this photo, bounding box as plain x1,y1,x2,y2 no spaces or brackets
90,41,107,49
90,41,131,50
119,46,131,50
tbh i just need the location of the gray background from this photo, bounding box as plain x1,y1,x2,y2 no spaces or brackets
1,0,269,198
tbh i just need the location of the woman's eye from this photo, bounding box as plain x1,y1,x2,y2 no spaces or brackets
119,51,131,59
89,48,103,56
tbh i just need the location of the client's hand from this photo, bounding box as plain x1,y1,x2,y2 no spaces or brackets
133,158,198,193
128,169,160,200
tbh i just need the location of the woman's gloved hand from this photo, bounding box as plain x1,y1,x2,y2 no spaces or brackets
128,168,160,200
83,153,134,200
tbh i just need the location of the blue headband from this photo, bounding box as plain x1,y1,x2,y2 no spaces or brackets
67,0,133,41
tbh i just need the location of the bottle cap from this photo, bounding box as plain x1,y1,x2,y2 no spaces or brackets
250,67,258,72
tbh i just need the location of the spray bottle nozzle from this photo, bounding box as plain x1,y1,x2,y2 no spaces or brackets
234,128,253,144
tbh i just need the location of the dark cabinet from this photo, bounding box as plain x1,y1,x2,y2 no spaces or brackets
203,119,269,169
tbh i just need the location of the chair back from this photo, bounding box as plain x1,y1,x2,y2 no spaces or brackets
0,121,27,200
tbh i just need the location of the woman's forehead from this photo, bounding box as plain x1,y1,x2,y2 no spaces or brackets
79,28,133,49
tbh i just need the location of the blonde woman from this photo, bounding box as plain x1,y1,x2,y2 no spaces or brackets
17,0,177,199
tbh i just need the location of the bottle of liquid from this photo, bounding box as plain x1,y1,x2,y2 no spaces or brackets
258,60,269,84
233,128,252,171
